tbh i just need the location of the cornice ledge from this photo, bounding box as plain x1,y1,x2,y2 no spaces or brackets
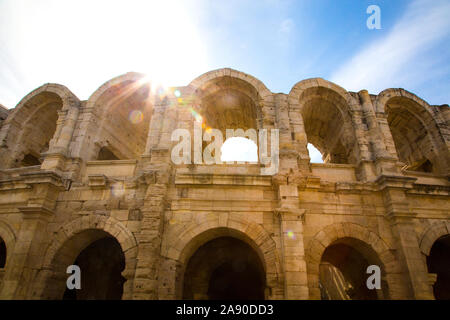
375,175,417,190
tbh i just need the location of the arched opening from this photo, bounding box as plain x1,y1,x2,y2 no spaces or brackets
97,146,120,160
87,78,152,161
307,143,324,163
300,87,357,164
319,238,388,300
0,237,6,268
183,237,265,300
221,137,258,163
43,230,125,300
21,153,41,166
385,97,443,174
193,76,262,162
11,92,62,168
426,234,450,300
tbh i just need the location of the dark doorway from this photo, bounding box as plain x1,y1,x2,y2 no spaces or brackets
427,235,450,300
319,239,385,300
63,237,125,300
0,237,6,268
97,147,120,160
183,237,265,300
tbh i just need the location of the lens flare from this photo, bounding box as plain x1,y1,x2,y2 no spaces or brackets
287,230,296,240
189,107,203,123
174,89,181,97
129,110,144,124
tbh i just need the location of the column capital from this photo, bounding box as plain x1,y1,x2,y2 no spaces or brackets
275,207,306,221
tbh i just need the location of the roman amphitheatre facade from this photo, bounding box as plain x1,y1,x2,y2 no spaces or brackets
0,68,449,300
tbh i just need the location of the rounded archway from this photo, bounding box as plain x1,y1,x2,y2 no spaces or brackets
187,69,272,162
0,84,79,169
289,79,359,165
43,229,126,300
0,237,6,268
183,236,265,300
426,234,450,300
307,223,398,299
36,216,138,300
378,89,449,175
2,92,62,168
319,238,387,300
76,73,153,161
62,235,125,300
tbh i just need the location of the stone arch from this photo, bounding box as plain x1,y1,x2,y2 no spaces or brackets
420,221,450,300
376,88,450,175
188,68,273,133
419,221,450,256
162,216,282,299
288,78,360,164
0,219,17,268
76,72,153,161
86,72,147,112
184,69,273,165
0,84,80,168
306,222,400,299
33,215,138,299
289,78,350,105
189,68,272,101
376,88,433,115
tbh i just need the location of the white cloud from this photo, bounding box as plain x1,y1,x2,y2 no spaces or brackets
279,18,294,33
330,0,450,96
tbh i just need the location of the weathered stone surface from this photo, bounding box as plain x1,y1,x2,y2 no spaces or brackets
0,69,448,300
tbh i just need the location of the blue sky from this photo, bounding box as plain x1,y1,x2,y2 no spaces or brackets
1,0,449,110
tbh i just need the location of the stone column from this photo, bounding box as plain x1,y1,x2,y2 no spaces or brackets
134,101,176,299
276,184,309,299
132,170,169,299
358,90,398,177
0,172,63,299
48,110,66,151
54,104,80,153
41,100,80,171
378,175,434,299
143,105,165,156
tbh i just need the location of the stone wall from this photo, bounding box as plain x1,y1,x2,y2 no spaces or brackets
0,68,448,300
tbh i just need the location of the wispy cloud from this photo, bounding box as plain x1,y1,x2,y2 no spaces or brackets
330,0,450,99
279,18,294,33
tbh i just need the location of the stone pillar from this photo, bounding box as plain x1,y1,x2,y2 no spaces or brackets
54,104,80,153
159,105,177,148
358,90,398,177
0,172,63,299
143,105,165,156
132,170,169,299
378,175,434,299
134,101,176,299
48,110,66,151
276,184,309,299
274,94,292,151
41,101,80,171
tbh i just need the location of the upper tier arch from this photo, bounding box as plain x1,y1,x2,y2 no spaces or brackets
289,78,355,108
0,84,80,168
86,72,148,113
189,68,272,100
